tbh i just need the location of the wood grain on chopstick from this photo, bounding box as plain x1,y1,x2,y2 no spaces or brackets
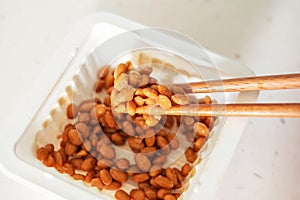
136,103,300,118
178,73,300,93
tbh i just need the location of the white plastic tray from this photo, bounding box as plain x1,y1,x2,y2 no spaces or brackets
0,13,258,200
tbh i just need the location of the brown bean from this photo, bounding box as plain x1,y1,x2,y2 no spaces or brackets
134,96,145,106
126,165,141,176
145,98,156,105
90,104,107,119
111,133,125,145
60,141,66,148
149,164,163,177
104,96,111,106
138,182,150,190
97,66,110,79
135,88,146,97
97,159,114,169
139,66,153,75
100,169,113,185
44,144,54,152
127,100,137,116
85,170,95,183
157,85,173,98
145,129,156,147
157,95,172,110
91,177,104,191
122,121,135,136
173,193,181,199
61,124,73,142
79,101,96,112
142,88,158,99
104,111,116,128
77,112,90,123
110,168,128,183
173,181,182,189
114,63,128,79
103,181,121,190
106,86,114,95
103,126,119,134
116,158,130,170
43,153,55,167
114,103,127,113
58,148,67,163
183,116,195,126
94,79,105,92
135,153,151,172
164,194,176,200
194,137,206,152
144,187,157,200
128,137,145,152
166,168,177,185
68,129,82,146
174,168,185,182
157,188,171,199
81,157,96,171
133,117,146,127
112,86,136,107
75,123,90,138
82,140,92,152
96,135,110,149
65,142,78,156
150,177,159,187
105,74,114,89
171,94,189,105
97,134,111,151
150,84,158,90
204,116,214,127
88,133,98,147
67,103,79,119
69,158,83,170
152,154,167,165
52,151,63,169
76,149,89,157
185,147,197,163
163,116,174,129
91,125,103,135
169,85,185,94
36,147,50,161
154,176,174,190
181,163,192,177
132,173,150,182
129,70,141,87
193,122,209,138
99,144,115,159
145,116,159,127
114,73,129,91
156,136,169,151
140,146,157,158
166,133,179,150
157,129,167,137
62,163,74,176
72,174,85,181
139,74,150,87
115,189,130,200
149,77,158,84
130,189,145,200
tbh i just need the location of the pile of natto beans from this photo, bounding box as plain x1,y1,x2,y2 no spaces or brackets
36,61,214,200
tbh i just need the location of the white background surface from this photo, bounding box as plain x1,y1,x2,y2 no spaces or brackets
0,0,299,200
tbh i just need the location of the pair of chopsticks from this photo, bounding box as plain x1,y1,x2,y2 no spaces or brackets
136,73,300,118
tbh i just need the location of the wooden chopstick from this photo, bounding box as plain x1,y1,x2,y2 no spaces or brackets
178,73,300,93
136,103,300,118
